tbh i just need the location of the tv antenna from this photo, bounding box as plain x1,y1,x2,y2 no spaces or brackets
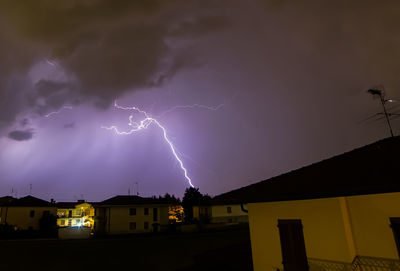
366,86,399,137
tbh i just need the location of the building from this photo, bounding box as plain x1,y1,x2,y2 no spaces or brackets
0,195,57,230
217,136,400,271
193,199,248,224
56,200,95,229
94,195,177,235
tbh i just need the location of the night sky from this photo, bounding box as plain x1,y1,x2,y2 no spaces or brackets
1,0,399,201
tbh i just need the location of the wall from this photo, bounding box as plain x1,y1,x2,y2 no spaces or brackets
211,204,248,223
347,192,400,259
102,205,169,234
1,207,57,230
248,197,351,271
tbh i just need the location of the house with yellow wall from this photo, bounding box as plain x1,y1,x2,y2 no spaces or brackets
0,195,57,231
216,136,400,271
94,195,177,235
56,200,95,229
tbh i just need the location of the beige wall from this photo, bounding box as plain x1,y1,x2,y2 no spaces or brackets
0,207,57,230
347,192,400,259
248,197,351,271
212,204,247,218
193,204,248,223
101,205,169,234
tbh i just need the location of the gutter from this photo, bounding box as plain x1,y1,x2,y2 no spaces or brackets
240,203,248,213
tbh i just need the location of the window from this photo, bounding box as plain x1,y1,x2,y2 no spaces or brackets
61,220,65,226
153,208,158,222
30,210,35,218
227,207,232,213
129,208,136,215
144,222,149,229
144,208,149,215
129,222,136,230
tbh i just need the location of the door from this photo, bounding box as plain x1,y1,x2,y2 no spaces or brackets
390,217,400,258
278,219,309,271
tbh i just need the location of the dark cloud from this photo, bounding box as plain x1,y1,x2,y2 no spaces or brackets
0,0,229,132
8,129,34,141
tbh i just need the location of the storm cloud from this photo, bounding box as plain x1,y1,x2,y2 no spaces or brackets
0,0,229,131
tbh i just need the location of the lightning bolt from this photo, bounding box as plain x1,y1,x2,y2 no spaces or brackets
101,101,196,188
157,103,224,118
44,106,73,118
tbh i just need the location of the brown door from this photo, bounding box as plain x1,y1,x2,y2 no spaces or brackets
390,217,400,258
278,219,309,271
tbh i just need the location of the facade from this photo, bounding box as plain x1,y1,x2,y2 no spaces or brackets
94,195,177,235
56,201,95,229
0,195,57,230
193,202,248,224
217,136,400,271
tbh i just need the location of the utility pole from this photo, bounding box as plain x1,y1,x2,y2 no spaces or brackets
367,88,394,137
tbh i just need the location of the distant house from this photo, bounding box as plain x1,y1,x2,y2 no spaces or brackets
94,196,177,235
218,137,400,271
0,195,57,230
56,200,95,229
193,199,248,224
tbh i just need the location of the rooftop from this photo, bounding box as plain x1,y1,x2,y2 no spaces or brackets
95,195,178,206
213,136,400,204
0,195,54,207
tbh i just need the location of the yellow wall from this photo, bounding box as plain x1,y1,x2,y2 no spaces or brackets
106,205,169,234
248,197,351,271
347,192,400,259
248,192,400,271
0,207,57,230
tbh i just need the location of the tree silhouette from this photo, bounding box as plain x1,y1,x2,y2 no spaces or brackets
182,187,209,223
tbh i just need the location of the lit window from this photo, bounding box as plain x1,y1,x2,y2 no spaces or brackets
144,208,149,215
61,220,65,226
129,222,136,230
30,210,35,218
227,207,232,213
129,208,136,215
144,222,149,229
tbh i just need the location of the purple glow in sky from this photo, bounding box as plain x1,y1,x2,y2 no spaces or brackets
1,0,400,201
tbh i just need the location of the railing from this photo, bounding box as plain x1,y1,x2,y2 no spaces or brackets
352,256,400,271
308,256,400,271
308,258,352,271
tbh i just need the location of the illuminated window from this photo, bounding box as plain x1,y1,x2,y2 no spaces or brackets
144,208,149,215
61,220,65,226
129,208,136,215
227,207,232,213
75,219,80,224
129,222,136,230
30,210,35,218
144,222,149,229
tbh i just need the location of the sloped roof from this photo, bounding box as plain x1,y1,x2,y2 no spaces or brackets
95,195,177,206
214,136,400,204
0,195,54,207
0,196,16,205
